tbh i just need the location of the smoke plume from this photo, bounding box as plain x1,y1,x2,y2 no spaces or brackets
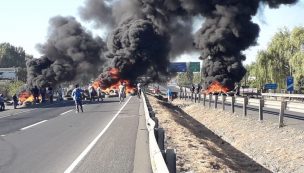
27,0,299,89
27,16,106,87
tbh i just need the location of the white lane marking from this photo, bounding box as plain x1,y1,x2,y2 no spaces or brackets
0,101,68,119
64,96,132,173
1,135,5,137
60,110,73,115
20,120,48,131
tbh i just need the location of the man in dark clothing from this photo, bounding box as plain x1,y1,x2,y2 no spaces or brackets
47,86,54,103
196,84,202,94
13,94,18,109
31,86,40,103
40,87,46,103
191,84,195,94
0,94,5,111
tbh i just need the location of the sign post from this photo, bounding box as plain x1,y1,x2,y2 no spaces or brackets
169,62,187,72
286,76,294,93
264,83,278,90
189,62,200,72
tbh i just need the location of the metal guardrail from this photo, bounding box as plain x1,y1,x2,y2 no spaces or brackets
262,93,304,99
142,93,172,173
179,92,304,128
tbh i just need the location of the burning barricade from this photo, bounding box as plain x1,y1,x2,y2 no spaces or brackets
204,81,230,95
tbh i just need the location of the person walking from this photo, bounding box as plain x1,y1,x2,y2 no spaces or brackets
118,82,126,103
40,87,46,103
13,94,18,109
72,84,84,113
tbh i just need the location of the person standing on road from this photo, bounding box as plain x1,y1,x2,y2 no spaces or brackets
88,84,95,102
72,84,84,113
31,86,40,104
137,82,141,98
40,87,46,103
96,86,103,102
0,94,5,111
47,86,54,103
13,94,18,109
118,82,126,103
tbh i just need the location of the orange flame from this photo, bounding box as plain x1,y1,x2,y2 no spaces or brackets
92,80,135,95
205,81,229,94
92,68,136,95
18,91,35,104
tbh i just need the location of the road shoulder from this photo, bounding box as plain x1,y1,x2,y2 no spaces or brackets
133,97,152,173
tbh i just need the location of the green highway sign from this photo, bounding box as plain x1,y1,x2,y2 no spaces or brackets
189,62,201,72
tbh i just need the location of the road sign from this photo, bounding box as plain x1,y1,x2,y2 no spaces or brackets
0,68,17,80
189,62,200,72
286,76,294,92
169,62,187,72
264,83,278,90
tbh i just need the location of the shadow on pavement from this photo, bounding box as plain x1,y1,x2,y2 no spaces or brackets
158,100,272,173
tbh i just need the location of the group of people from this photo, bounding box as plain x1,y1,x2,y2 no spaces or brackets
0,93,19,111
71,82,143,113
31,85,57,104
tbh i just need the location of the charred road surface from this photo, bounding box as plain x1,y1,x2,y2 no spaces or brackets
0,97,150,173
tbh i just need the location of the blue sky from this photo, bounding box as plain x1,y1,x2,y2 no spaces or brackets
0,0,303,64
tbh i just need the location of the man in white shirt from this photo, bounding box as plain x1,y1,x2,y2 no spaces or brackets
118,82,126,103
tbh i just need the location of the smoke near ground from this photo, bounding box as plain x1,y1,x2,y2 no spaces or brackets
26,16,106,87
27,0,299,89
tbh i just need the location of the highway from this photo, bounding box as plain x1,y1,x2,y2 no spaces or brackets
0,97,151,173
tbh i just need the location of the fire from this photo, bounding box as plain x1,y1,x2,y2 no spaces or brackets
18,91,35,104
92,67,136,95
92,80,135,95
205,81,229,94
109,68,119,79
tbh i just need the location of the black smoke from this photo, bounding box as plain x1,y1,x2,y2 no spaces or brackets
27,16,106,87
192,0,298,89
98,18,171,87
79,0,298,89
27,0,299,89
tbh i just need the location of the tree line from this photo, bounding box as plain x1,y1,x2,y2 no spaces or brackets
0,42,33,98
244,26,304,92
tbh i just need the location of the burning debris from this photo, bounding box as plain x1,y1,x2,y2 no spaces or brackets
26,0,299,91
204,81,229,95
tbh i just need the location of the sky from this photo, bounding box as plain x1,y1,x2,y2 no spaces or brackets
0,0,303,65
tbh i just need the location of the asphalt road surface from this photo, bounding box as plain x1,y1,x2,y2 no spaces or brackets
0,96,151,173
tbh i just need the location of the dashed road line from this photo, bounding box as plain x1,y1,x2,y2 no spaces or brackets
20,120,48,131
60,110,73,115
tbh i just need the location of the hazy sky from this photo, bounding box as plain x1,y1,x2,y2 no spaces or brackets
0,0,303,65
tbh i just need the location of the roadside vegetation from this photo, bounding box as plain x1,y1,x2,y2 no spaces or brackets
244,26,304,91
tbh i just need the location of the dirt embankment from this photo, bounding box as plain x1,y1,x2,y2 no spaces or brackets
147,95,304,173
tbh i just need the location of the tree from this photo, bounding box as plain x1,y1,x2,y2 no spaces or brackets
193,72,202,84
247,27,304,91
177,71,194,86
0,42,33,82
